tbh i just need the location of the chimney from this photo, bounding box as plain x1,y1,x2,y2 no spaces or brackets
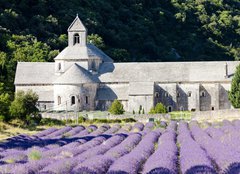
225,62,228,78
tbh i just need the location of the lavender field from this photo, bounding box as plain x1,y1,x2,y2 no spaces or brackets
0,120,240,174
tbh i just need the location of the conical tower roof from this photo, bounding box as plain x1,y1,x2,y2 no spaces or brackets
68,15,86,32
54,64,98,84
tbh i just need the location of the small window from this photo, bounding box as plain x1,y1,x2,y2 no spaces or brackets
74,33,80,44
58,96,61,105
58,63,61,71
200,91,205,97
86,96,88,104
43,105,47,110
212,107,214,110
71,96,75,105
165,92,169,97
188,91,192,97
155,92,159,98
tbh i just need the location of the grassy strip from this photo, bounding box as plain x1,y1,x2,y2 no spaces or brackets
170,111,192,121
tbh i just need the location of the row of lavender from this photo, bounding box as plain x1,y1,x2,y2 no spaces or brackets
1,120,240,173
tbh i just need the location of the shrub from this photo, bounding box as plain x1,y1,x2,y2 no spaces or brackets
108,99,125,115
40,118,65,126
9,119,25,128
149,103,167,114
9,90,39,124
78,116,86,123
122,118,136,123
28,150,42,161
0,83,11,121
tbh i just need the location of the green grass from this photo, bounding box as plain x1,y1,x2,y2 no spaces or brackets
170,111,192,120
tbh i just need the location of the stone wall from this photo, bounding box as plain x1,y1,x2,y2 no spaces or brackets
128,95,153,113
191,109,240,121
53,83,97,111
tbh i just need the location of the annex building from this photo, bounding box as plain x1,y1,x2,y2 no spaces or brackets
15,16,240,113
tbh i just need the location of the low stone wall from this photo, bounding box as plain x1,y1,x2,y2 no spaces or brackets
41,112,80,120
41,109,240,122
107,114,169,122
191,109,240,122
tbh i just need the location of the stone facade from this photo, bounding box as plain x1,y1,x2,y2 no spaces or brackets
14,16,239,113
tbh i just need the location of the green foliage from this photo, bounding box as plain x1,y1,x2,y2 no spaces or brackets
78,116,86,123
170,111,191,120
149,103,167,114
108,99,125,115
0,83,11,121
0,52,7,69
87,34,105,49
9,119,25,128
229,65,240,108
9,90,39,124
28,150,42,161
7,35,57,62
40,118,65,126
142,108,145,114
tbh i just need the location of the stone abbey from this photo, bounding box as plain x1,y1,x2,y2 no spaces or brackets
15,16,239,113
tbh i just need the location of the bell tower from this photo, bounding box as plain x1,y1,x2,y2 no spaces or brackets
54,15,89,75
68,14,87,47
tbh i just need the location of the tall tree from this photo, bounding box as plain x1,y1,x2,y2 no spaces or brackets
229,65,240,108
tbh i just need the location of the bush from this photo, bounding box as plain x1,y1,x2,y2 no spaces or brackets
28,150,42,161
108,99,125,115
9,119,25,128
0,83,11,121
149,103,167,114
122,118,136,123
78,116,86,123
40,118,65,126
9,90,39,124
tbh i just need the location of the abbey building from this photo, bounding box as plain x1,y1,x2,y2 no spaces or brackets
14,16,239,113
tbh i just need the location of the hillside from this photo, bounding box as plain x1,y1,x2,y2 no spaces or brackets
0,0,239,93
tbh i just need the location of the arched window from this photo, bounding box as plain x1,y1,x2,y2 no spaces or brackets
200,91,206,97
71,96,75,105
168,106,172,112
85,96,88,104
165,92,169,97
155,92,159,98
58,63,61,71
58,96,61,105
74,33,80,45
188,91,192,97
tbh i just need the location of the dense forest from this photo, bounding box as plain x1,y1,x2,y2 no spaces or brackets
0,0,239,96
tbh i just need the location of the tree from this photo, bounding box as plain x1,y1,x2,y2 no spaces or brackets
108,99,125,115
229,65,240,108
87,34,105,49
0,83,11,121
149,102,167,114
9,90,40,124
7,34,56,62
